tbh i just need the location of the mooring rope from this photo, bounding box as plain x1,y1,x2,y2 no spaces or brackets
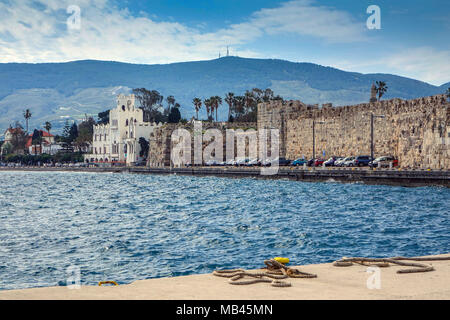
333,256,450,273
212,259,317,287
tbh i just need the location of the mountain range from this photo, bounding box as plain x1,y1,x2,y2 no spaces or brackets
0,56,448,135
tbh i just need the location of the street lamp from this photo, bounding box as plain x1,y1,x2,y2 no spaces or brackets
312,120,325,160
370,113,385,162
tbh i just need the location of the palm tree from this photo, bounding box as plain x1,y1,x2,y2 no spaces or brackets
209,98,216,121
23,109,32,133
212,96,222,121
43,121,52,154
225,92,234,122
203,98,211,120
192,98,202,120
44,121,52,134
446,87,450,102
375,81,388,101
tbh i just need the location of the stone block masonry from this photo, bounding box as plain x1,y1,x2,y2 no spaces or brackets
258,95,449,170
148,122,257,167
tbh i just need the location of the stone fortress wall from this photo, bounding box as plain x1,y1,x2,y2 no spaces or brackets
148,122,257,167
258,94,449,169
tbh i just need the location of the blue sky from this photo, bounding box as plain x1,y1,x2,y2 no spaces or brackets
0,0,449,85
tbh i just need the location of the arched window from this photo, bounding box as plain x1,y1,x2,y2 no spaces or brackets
122,105,126,111
125,119,129,126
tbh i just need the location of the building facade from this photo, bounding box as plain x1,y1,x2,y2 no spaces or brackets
85,94,162,166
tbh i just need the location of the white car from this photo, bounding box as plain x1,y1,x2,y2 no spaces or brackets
246,158,260,166
235,158,248,166
341,156,355,167
204,160,218,166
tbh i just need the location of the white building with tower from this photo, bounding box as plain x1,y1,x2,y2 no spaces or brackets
84,94,162,166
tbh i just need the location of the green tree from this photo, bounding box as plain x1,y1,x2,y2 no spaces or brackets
192,98,202,120
75,117,96,151
211,96,222,121
132,88,166,122
446,87,450,102
23,109,32,133
44,121,52,134
166,95,176,114
8,124,27,154
139,137,150,160
31,129,42,155
69,122,78,143
225,92,235,122
203,98,212,121
98,110,110,124
168,104,181,123
375,81,388,101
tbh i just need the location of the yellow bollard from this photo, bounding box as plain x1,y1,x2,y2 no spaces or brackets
98,281,118,286
274,257,290,264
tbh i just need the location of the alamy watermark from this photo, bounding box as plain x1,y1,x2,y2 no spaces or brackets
67,5,81,31
366,266,381,289
366,5,381,30
171,121,280,175
66,265,81,289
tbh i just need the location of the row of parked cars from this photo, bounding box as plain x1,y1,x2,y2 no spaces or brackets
291,155,399,168
201,155,398,168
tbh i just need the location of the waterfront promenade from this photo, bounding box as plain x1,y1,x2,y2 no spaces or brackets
1,166,449,187
1,254,449,300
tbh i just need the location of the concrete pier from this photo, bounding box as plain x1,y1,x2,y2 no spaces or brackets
1,166,449,187
1,254,449,300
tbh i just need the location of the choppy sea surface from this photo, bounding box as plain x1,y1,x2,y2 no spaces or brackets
0,171,448,290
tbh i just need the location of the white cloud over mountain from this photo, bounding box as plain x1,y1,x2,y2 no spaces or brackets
0,0,366,64
0,0,447,85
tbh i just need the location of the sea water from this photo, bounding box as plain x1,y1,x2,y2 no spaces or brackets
0,171,448,290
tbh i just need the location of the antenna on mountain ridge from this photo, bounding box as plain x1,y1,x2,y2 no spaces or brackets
227,46,229,57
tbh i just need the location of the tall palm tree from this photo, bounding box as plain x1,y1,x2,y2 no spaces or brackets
209,97,216,121
192,98,202,120
212,96,222,121
44,121,52,134
203,98,211,120
375,81,388,101
43,122,52,154
225,92,235,122
23,109,32,133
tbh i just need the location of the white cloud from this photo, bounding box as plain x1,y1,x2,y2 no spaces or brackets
0,0,366,64
0,0,446,85
328,47,450,86
382,48,450,86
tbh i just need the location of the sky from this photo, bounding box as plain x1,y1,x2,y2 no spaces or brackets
0,0,449,85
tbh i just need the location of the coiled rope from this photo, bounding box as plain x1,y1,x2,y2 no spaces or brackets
212,259,317,287
333,256,450,273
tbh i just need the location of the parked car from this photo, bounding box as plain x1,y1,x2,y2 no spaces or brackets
351,155,373,167
291,158,308,166
235,158,249,166
369,156,398,168
306,158,316,167
324,156,340,167
205,159,220,166
334,157,347,167
246,158,260,166
314,158,325,167
134,160,147,167
341,156,355,167
278,157,291,166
